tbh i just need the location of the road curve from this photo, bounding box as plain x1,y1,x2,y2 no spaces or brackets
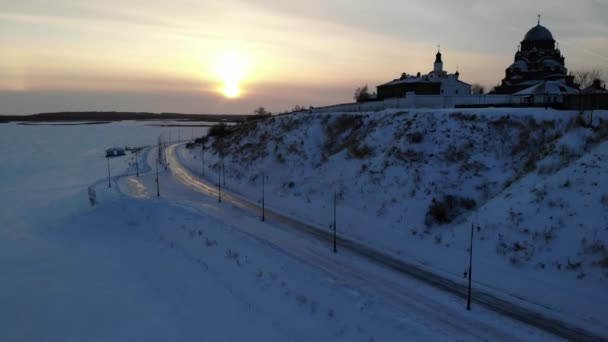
165,144,606,342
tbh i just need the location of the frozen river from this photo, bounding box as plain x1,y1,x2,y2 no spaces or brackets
0,121,207,232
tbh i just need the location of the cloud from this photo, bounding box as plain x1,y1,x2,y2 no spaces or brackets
1,0,607,114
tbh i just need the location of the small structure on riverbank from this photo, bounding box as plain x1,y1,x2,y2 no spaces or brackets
105,147,126,157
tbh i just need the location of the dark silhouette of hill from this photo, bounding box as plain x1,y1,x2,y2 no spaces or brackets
0,111,251,123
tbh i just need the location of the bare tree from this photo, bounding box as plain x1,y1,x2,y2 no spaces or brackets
574,68,604,89
354,84,371,102
471,83,485,95
254,106,271,116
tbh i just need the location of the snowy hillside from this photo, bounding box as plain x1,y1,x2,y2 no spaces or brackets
0,121,556,341
178,108,608,333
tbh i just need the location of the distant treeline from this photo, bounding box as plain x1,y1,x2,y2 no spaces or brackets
0,111,253,123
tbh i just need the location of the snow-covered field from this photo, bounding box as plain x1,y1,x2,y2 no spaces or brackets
177,108,608,336
2,112,605,340
1,120,548,341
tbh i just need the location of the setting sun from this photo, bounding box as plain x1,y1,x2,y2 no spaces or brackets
222,83,240,98
212,51,248,98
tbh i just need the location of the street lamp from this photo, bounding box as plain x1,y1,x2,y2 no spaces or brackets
106,156,111,188
261,172,266,221
222,156,226,187
218,162,222,203
466,223,480,311
201,144,205,177
163,137,168,171
332,191,341,253
134,149,139,177
156,150,160,197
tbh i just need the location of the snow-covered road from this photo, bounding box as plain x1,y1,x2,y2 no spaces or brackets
114,144,589,341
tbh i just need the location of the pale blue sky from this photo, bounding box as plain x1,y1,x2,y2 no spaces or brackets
1,0,607,114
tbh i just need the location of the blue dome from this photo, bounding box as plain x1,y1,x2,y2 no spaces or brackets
524,24,554,41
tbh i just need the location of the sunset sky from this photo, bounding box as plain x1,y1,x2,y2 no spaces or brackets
1,0,607,115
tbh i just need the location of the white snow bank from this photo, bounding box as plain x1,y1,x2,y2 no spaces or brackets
179,108,608,334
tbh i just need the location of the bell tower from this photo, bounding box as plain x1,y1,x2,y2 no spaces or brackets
434,48,443,74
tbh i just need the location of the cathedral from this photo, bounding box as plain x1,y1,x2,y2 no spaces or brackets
492,17,577,94
330,16,608,111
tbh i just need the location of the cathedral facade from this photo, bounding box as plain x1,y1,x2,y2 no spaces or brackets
492,19,577,94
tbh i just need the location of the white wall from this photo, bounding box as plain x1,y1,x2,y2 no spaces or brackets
440,77,471,96
311,94,515,113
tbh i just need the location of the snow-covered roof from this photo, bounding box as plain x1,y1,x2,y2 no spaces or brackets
514,80,579,96
582,84,608,94
378,76,437,87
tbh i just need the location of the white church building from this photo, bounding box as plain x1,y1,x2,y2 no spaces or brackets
376,51,472,100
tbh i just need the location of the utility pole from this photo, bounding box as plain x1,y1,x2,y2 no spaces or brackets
333,191,337,253
261,172,265,221
135,149,139,177
467,223,477,311
107,156,111,188
218,163,222,203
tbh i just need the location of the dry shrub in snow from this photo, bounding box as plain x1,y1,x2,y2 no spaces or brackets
348,144,374,159
207,123,232,138
424,195,476,226
407,131,423,143
323,114,367,158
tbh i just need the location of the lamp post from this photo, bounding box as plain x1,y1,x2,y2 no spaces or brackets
135,149,139,177
163,138,168,171
201,144,205,177
466,223,479,311
106,156,111,188
261,172,265,221
218,162,222,203
222,156,225,187
156,150,160,197
333,191,337,253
